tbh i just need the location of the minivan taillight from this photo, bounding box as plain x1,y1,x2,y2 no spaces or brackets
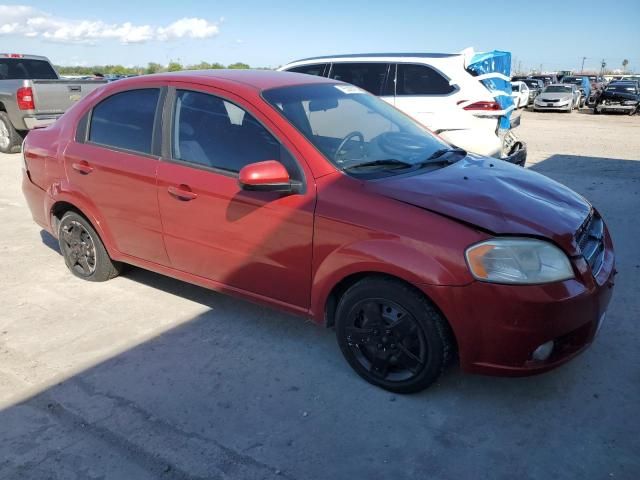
459,100,501,111
17,87,35,110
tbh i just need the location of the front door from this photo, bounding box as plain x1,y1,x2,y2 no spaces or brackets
156,86,315,309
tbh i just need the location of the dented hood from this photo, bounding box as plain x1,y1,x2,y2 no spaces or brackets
366,156,591,254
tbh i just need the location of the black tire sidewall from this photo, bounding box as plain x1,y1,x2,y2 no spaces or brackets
0,112,22,154
58,212,119,282
335,278,450,393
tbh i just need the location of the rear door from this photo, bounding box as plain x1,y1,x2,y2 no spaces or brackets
63,87,169,264
328,62,393,105
156,85,315,309
392,63,459,131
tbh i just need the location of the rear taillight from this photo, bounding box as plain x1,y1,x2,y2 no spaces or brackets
17,87,35,110
458,100,501,111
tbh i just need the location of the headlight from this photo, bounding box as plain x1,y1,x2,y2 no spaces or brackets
465,238,574,284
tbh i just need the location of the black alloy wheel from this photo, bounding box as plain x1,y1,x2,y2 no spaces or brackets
335,277,453,393
58,211,122,281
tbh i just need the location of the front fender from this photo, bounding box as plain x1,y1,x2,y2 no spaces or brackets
310,238,473,322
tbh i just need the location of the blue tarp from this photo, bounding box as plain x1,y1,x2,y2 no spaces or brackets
467,50,513,130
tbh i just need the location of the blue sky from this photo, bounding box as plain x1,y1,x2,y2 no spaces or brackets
1,0,639,72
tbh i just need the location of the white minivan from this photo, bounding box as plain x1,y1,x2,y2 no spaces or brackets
279,51,526,165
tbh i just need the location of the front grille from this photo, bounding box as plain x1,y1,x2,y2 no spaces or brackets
575,211,605,275
540,98,560,103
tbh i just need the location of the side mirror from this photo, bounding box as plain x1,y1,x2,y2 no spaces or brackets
238,160,298,193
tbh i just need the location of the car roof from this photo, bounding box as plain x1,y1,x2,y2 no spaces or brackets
111,69,338,92
288,52,460,63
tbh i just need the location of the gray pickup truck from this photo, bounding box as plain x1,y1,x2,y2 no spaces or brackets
0,54,107,153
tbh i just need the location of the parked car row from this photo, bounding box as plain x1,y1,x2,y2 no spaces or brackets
513,72,638,115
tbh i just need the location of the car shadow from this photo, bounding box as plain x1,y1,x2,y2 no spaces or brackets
8,153,639,479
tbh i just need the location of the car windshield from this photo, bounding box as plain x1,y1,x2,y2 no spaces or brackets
523,80,539,88
562,77,583,84
544,85,572,93
263,83,454,175
512,84,520,91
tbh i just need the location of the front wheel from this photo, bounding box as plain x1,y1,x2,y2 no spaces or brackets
335,277,453,393
58,211,122,281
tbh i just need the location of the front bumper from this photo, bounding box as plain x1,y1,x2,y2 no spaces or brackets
533,101,572,111
422,224,615,376
596,103,636,112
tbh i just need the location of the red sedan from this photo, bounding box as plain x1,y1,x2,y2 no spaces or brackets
21,70,615,392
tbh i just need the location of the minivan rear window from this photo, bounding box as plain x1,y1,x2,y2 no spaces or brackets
287,64,328,77
89,89,160,155
0,58,58,80
396,64,455,95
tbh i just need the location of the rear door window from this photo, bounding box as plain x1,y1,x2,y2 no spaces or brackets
286,64,328,77
396,64,455,95
88,89,160,155
328,63,391,95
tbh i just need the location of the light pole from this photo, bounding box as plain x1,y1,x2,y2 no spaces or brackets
581,56,587,73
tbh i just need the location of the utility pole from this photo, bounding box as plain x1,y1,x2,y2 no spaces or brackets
601,59,606,77
581,56,586,73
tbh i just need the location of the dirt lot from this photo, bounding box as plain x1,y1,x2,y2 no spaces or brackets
1,110,639,479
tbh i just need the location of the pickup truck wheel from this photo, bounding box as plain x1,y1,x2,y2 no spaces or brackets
0,112,22,154
335,277,453,393
58,212,122,282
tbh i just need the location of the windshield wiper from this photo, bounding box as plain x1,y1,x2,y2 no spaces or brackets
419,147,467,166
342,159,413,171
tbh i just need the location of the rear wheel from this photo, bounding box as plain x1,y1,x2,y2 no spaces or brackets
58,211,122,281
335,277,453,393
0,112,22,154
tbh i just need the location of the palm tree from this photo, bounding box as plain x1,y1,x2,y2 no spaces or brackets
622,59,629,73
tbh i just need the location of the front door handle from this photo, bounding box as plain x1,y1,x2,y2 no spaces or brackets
71,160,94,175
167,185,198,201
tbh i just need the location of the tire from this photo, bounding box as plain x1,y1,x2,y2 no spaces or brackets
0,111,22,154
58,211,122,282
335,277,453,393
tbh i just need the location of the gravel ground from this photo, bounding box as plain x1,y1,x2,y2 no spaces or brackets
0,110,639,479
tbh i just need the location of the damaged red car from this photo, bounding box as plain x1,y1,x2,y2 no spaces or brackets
22,71,615,392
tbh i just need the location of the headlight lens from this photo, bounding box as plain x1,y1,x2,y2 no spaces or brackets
465,238,574,284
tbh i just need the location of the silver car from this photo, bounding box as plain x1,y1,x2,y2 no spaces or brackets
533,84,580,112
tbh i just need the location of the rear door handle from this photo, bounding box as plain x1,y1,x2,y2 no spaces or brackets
71,160,93,175
167,185,198,201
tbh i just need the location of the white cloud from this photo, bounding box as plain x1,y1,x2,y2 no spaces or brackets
0,5,220,44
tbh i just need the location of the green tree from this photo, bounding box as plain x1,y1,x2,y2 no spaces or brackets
146,62,163,74
622,59,629,73
228,62,250,69
167,61,183,72
210,62,225,69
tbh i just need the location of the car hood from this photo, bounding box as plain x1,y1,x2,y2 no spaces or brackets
602,90,638,102
366,155,591,254
538,92,573,100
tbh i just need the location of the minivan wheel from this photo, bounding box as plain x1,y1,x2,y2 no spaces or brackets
335,277,453,393
0,112,22,154
58,212,122,281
